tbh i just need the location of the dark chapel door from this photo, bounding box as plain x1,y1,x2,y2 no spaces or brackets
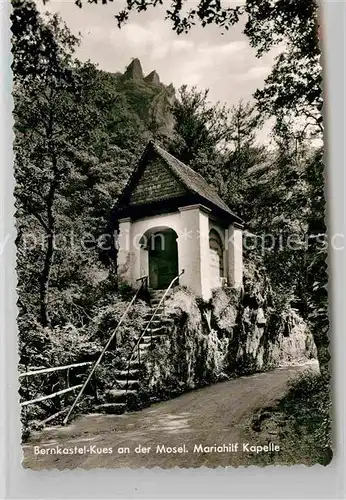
149,229,178,289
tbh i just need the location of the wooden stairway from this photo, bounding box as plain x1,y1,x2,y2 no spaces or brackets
97,289,171,414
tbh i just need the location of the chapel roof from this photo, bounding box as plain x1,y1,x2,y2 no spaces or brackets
116,141,243,224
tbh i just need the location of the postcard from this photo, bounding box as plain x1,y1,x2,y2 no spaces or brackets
13,0,331,469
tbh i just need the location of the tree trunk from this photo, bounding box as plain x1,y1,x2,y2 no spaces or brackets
38,150,58,326
38,94,60,327
39,231,54,327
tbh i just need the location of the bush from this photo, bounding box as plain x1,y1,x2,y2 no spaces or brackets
19,294,151,436
246,369,332,466
88,299,150,357
280,371,332,461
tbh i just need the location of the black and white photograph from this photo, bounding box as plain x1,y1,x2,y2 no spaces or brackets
11,0,332,469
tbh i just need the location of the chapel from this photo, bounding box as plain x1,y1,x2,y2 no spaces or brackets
115,141,243,300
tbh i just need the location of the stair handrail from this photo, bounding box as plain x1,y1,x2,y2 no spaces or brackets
63,276,148,425
125,269,184,393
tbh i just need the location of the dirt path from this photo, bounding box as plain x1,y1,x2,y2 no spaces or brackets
23,363,317,469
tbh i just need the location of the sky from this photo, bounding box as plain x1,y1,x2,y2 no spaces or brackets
38,0,283,142
39,1,281,106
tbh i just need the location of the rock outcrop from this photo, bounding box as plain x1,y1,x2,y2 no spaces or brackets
211,262,317,375
123,59,162,86
148,83,176,137
139,267,317,403
144,70,160,85
117,58,176,139
123,58,144,81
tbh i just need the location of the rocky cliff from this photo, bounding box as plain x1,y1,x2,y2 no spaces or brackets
212,260,317,375
115,58,176,139
138,265,317,402
123,58,144,81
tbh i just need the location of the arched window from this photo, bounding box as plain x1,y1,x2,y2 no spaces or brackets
209,229,224,281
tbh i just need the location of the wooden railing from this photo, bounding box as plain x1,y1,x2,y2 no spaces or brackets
63,276,148,425
20,361,93,425
125,270,184,393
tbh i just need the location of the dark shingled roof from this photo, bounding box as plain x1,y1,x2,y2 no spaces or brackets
117,141,243,224
151,142,242,222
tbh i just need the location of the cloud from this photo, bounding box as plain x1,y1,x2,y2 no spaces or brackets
120,21,167,47
106,17,247,82
171,40,194,52
236,65,271,81
167,40,248,87
110,20,187,61
38,0,279,110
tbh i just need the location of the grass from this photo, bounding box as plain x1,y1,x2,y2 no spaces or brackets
244,370,333,466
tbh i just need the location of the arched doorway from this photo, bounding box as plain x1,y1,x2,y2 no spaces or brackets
145,228,178,289
209,229,224,289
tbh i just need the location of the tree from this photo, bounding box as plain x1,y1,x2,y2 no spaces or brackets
305,150,329,371
221,101,264,211
244,0,322,138
170,85,233,191
13,1,156,328
13,3,98,326
172,86,231,158
12,0,78,84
